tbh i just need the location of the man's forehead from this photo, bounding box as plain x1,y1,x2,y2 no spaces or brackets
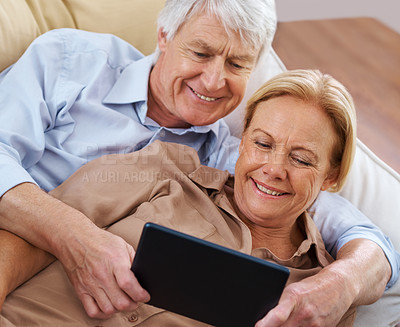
177,11,260,59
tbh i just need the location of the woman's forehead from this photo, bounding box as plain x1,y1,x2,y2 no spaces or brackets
248,96,337,153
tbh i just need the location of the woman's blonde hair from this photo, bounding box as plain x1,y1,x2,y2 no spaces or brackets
243,69,357,192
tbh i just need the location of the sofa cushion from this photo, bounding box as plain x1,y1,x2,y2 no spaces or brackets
62,0,165,55
0,0,42,72
0,0,165,72
339,140,400,251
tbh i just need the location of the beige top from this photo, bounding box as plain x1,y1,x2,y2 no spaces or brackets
1,141,355,326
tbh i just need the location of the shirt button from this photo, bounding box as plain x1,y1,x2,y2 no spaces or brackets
134,142,147,151
128,313,139,322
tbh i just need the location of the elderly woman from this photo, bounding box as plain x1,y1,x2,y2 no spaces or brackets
1,70,357,326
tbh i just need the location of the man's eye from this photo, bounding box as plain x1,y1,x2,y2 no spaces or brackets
193,51,208,58
231,62,244,69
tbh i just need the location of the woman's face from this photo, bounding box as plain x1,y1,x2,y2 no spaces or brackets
234,95,339,228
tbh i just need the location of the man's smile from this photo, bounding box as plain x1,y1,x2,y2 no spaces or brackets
190,87,218,102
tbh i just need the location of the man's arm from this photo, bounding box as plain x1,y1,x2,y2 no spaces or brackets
0,231,55,311
256,238,390,327
311,191,399,288
256,191,395,326
0,183,150,318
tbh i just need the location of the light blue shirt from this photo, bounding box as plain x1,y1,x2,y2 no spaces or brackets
0,29,239,194
0,29,398,287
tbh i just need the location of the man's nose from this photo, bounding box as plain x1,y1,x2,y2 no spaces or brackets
201,58,227,92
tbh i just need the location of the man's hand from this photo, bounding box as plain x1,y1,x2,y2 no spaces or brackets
0,285,5,313
255,239,390,326
63,228,150,318
0,183,150,318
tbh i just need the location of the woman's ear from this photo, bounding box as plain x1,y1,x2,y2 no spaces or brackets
321,167,340,191
239,134,245,155
158,28,168,52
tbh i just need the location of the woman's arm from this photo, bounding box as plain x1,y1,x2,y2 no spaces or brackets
0,230,55,311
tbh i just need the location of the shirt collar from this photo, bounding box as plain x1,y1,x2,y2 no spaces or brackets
144,112,222,147
163,122,219,135
188,165,230,191
103,53,156,105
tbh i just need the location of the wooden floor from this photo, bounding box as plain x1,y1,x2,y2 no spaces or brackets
272,18,400,173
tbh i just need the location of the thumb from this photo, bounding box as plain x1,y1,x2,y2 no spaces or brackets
256,296,295,326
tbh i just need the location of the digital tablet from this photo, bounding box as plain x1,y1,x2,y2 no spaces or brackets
131,223,290,327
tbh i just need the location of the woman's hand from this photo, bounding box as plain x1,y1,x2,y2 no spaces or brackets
255,272,351,327
255,239,389,326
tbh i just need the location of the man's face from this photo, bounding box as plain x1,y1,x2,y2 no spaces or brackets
148,12,259,128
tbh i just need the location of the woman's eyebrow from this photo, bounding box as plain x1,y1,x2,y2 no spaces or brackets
291,145,320,162
252,128,319,158
252,128,272,138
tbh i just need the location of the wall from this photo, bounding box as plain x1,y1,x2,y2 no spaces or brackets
275,0,400,34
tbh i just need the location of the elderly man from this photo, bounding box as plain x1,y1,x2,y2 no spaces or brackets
0,0,397,326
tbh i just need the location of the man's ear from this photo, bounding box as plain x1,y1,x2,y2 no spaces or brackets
158,28,168,52
321,167,340,191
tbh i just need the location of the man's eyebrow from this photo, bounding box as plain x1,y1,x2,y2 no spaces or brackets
189,39,256,63
230,53,256,63
190,39,213,51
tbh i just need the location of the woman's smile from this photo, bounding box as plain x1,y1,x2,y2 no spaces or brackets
252,178,287,197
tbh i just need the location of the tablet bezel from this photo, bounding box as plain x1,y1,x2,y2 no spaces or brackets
131,222,290,327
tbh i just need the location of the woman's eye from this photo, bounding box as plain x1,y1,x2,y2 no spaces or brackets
293,157,311,167
255,141,271,149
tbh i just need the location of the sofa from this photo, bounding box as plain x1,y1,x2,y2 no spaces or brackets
1,0,399,325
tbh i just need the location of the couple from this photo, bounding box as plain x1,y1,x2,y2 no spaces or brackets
0,0,398,326
3,69,358,326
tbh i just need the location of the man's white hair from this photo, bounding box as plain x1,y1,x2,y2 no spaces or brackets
155,0,277,61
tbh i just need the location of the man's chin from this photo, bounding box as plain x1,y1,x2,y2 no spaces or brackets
185,118,217,127
183,111,228,127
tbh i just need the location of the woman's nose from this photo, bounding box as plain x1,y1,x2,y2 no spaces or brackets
261,152,288,180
